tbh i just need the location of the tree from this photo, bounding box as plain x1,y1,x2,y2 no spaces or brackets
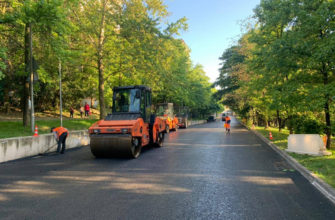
0,0,75,124
290,0,335,148
1,0,218,125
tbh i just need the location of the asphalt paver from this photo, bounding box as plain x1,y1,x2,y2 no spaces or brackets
1,117,335,219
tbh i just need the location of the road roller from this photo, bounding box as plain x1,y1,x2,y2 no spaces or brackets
155,103,179,133
176,106,189,129
88,85,166,158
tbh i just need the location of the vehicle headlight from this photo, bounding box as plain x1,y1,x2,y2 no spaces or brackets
121,128,129,134
93,129,100,134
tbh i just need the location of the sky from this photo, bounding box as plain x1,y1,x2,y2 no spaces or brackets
164,0,261,82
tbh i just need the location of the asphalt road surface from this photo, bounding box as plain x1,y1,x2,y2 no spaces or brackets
1,118,335,219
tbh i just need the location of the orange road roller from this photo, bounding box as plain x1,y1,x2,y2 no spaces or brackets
88,86,166,158
156,103,179,133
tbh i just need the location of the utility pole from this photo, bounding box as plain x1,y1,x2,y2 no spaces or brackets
59,59,63,127
29,23,35,132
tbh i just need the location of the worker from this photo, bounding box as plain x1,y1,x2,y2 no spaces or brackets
224,115,231,134
51,127,69,154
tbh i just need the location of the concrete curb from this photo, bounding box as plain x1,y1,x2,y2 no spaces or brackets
239,122,335,205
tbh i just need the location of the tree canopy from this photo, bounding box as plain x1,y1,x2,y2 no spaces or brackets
0,0,220,122
215,0,335,148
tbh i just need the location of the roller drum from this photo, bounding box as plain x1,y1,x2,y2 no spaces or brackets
90,134,141,158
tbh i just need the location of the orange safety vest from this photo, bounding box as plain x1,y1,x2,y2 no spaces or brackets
225,116,231,129
53,127,68,138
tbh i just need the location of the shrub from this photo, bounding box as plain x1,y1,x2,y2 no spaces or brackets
288,114,324,134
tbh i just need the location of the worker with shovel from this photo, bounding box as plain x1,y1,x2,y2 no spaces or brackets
51,127,69,154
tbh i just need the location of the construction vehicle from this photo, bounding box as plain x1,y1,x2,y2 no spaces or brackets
176,106,189,128
88,85,166,159
155,103,178,133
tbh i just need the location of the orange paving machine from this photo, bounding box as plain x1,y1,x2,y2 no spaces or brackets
155,103,178,133
89,86,166,158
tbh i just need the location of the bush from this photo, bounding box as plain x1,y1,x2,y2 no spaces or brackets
288,114,324,134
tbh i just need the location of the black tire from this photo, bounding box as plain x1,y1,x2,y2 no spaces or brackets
91,148,103,158
155,132,164,148
130,138,141,159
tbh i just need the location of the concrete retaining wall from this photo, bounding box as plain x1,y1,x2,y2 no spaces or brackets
0,130,89,164
187,120,207,127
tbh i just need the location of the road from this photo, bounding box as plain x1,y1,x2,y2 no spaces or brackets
1,118,335,219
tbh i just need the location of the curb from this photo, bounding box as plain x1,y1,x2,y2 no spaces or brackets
240,122,335,205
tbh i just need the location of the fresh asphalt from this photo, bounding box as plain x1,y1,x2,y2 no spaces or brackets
1,118,335,219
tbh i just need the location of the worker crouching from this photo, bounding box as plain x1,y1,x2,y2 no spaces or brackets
51,127,69,154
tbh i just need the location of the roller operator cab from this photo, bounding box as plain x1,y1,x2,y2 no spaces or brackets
89,86,166,159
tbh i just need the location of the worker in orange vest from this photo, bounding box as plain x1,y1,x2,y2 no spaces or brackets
224,115,231,133
51,127,69,154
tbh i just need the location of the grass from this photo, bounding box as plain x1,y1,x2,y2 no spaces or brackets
253,125,335,188
0,118,98,139
255,126,290,150
290,150,335,187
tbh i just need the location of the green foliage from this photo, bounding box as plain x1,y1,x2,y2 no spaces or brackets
287,114,324,134
0,0,217,120
216,0,335,144
214,46,243,96
0,47,6,79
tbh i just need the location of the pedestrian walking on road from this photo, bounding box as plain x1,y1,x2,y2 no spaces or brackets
51,127,69,154
84,102,90,117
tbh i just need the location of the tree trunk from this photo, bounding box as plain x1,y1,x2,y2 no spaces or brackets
277,109,282,132
264,116,269,129
97,0,106,120
263,110,269,129
22,24,30,127
322,62,331,149
324,100,331,149
3,79,10,113
252,108,256,126
98,66,106,119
